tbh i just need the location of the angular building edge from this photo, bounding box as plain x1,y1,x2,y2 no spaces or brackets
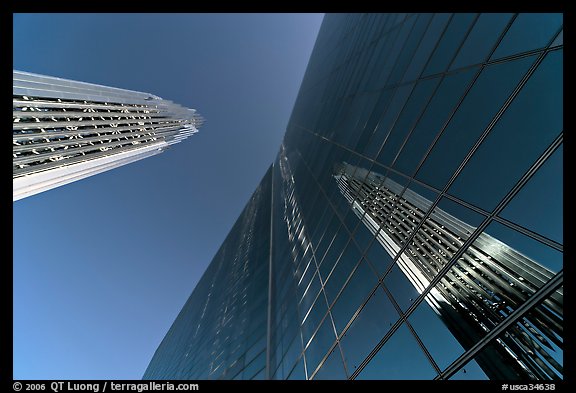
13,70,204,201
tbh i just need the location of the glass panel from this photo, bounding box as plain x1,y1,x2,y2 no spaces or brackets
312,346,347,380
343,207,361,235
355,90,395,153
305,316,337,375
408,300,467,370
422,13,477,76
365,233,395,277
351,214,377,254
377,76,441,167
387,14,434,85
448,50,563,212
299,274,321,317
340,287,400,373
302,292,327,346
282,334,303,377
242,350,265,380
314,219,340,265
309,205,331,246
416,54,536,190
287,357,306,380
250,368,265,380
402,13,452,82
405,180,439,206
331,261,379,333
324,240,363,304
416,221,560,366
319,229,349,281
450,13,513,69
332,184,354,219
363,83,414,159
383,264,419,313
375,16,417,90
460,284,562,380
394,66,478,176
491,13,563,59
500,145,563,244
345,93,381,150
434,197,485,227
356,323,437,379
297,259,315,296
483,221,562,274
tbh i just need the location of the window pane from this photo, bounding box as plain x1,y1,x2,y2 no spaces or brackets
394,66,478,176
402,13,451,82
309,205,331,245
483,221,562,274
365,233,395,277
314,219,340,265
301,291,327,346
416,220,561,363
343,205,361,234
351,214,377,254
416,54,536,190
355,89,395,153
312,346,347,380
375,16,417,90
324,240,362,303
242,350,265,380
287,357,306,380
250,368,265,380
387,13,434,85
363,83,414,159
377,76,441,167
450,13,513,69
422,13,477,76
305,316,337,375
357,323,437,379
345,92,381,150
500,145,563,244
282,334,303,377
300,271,320,313
459,284,562,380
491,13,563,59
340,287,400,373
331,261,379,333
408,301,467,370
383,264,419,313
297,260,315,298
388,196,483,299
433,196,485,229
405,180,439,207
319,229,349,281
448,50,563,212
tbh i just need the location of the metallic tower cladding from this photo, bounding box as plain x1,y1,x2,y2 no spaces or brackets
145,13,563,380
13,70,203,201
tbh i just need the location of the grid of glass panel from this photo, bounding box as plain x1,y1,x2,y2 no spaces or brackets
145,13,563,380
282,13,562,380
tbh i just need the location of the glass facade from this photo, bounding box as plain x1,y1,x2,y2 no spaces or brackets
144,13,563,380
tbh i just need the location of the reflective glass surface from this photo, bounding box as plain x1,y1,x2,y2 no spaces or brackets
356,323,437,379
339,287,399,374
145,13,563,380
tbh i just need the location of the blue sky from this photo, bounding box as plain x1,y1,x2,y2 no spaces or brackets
13,13,324,379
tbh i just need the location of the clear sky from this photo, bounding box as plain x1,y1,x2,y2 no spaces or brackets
13,13,324,379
